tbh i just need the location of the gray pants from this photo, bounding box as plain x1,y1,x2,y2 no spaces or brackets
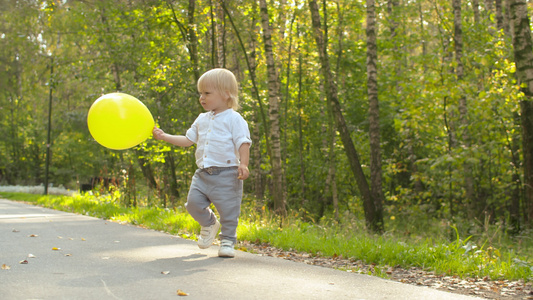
186,167,243,244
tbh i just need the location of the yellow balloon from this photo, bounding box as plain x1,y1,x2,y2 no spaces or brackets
87,93,154,150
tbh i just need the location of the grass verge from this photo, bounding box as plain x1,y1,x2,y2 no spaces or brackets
1,191,531,282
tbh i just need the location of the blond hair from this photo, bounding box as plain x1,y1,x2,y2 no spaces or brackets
197,68,240,110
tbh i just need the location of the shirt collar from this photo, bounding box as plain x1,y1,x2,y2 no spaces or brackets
210,108,233,116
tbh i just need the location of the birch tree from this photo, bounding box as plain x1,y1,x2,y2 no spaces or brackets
366,0,384,230
259,0,285,215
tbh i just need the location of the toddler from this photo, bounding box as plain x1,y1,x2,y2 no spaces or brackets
153,68,251,258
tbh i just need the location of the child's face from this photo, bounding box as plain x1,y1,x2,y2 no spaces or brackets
198,88,229,114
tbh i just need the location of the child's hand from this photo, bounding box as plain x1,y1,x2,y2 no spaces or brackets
238,164,249,180
152,127,165,140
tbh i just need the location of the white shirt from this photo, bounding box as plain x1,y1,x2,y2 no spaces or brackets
186,109,252,169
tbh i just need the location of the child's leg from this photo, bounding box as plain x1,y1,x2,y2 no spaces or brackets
186,170,217,227
208,168,243,244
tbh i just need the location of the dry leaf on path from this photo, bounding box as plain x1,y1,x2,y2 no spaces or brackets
19,260,28,264
177,289,189,296
52,247,60,251
2,264,11,270
161,271,170,275
28,254,36,258
28,234,38,237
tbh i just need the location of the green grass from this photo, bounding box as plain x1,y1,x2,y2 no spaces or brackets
1,191,531,282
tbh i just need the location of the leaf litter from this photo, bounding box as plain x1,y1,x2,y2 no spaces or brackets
240,241,533,300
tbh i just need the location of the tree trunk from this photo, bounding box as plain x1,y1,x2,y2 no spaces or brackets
221,0,270,200
186,0,200,82
521,100,533,226
504,0,512,38
249,3,264,200
167,0,201,111
472,0,480,24
259,0,285,216
297,51,307,205
215,0,226,68
209,0,217,68
485,0,494,13
510,0,533,227
453,0,475,215
221,0,269,145
324,106,338,219
308,0,382,232
366,0,384,229
99,5,122,92
164,151,180,207
136,150,158,191
509,115,522,233
496,0,504,32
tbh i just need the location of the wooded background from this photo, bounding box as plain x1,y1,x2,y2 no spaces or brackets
2,0,533,233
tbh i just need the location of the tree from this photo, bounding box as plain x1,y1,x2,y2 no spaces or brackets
510,0,533,227
259,0,286,215
453,0,475,215
366,0,384,229
308,0,382,232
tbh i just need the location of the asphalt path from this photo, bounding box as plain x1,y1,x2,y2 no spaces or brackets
0,199,481,300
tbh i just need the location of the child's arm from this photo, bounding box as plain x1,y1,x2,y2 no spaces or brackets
238,143,251,180
153,127,194,147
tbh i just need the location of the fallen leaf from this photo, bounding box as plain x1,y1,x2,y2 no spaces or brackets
57,236,63,239
81,238,86,241
28,254,36,258
177,289,189,296
12,229,19,233
52,247,60,251
19,260,28,264
2,264,10,270
65,254,72,257
161,271,170,275
29,234,38,237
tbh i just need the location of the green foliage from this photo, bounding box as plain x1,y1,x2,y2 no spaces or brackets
0,0,530,234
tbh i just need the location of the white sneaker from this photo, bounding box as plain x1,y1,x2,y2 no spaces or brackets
218,239,235,257
197,220,220,249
